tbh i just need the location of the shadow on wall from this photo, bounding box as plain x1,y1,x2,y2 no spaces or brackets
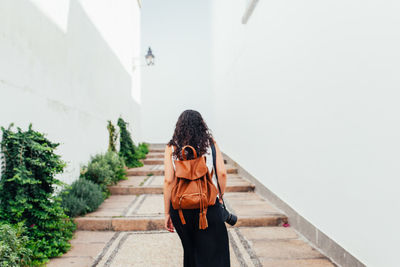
1,0,138,110
0,0,141,183
66,0,139,113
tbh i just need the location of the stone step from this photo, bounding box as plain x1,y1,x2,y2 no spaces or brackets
142,158,164,165
108,184,254,195
109,174,255,195
48,227,335,267
146,153,164,158
126,163,238,176
149,148,164,153
74,192,287,231
143,157,228,165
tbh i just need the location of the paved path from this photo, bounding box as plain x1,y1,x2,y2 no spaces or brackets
48,144,337,267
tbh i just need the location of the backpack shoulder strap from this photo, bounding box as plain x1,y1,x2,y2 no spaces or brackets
210,140,226,208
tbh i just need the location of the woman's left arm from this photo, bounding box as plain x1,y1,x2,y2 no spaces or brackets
163,145,175,231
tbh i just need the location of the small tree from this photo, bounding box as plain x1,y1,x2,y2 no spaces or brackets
107,120,118,152
117,117,143,168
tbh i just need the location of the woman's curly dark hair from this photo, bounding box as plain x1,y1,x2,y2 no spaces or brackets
167,109,214,160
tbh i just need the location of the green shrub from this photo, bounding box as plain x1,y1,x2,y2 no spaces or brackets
60,178,104,217
138,142,149,154
0,223,32,267
80,156,113,196
80,151,127,196
0,124,76,265
60,193,88,218
134,142,149,159
134,149,146,159
107,120,118,152
117,117,143,168
104,151,127,183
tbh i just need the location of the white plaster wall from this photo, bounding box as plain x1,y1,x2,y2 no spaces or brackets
0,0,142,184
211,1,400,266
140,0,215,143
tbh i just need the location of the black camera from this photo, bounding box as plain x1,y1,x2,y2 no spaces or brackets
219,202,237,226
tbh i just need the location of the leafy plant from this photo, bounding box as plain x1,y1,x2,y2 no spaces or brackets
0,222,32,267
80,156,113,197
107,120,118,152
103,151,127,183
134,142,149,159
0,124,76,265
60,178,104,217
117,117,143,168
80,151,127,197
138,142,149,154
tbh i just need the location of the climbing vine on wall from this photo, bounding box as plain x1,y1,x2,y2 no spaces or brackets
0,124,76,265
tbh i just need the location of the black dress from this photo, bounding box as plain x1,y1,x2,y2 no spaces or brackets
169,196,230,267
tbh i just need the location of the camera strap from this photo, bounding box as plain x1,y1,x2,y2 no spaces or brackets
210,140,227,210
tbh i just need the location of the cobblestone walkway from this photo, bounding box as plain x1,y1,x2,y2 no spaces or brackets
48,144,337,267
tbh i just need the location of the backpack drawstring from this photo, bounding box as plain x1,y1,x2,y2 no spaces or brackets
198,175,208,229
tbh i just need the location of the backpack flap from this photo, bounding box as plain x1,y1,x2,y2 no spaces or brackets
174,156,208,180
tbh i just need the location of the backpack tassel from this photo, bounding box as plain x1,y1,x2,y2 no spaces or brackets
197,178,208,230
199,209,208,229
178,209,186,225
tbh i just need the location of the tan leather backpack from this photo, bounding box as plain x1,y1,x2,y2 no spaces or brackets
170,145,218,229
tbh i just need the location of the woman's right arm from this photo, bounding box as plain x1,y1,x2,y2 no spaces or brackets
213,139,227,199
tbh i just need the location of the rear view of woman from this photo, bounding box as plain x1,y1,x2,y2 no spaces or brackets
163,109,230,267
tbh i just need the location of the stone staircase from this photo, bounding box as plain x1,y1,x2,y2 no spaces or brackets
48,144,337,267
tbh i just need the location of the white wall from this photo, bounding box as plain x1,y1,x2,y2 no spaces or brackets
0,0,142,184
140,0,215,143
211,1,400,266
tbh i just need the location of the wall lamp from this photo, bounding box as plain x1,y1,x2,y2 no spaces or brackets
145,47,155,66
132,46,155,70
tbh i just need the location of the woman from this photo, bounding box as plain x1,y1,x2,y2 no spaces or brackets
163,109,230,267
